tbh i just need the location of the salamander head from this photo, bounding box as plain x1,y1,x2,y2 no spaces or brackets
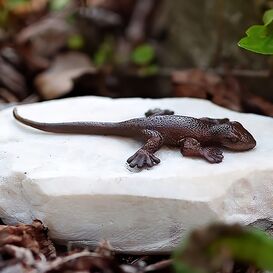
212,121,256,151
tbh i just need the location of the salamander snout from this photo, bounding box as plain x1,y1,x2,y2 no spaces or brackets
218,121,256,151
231,130,256,151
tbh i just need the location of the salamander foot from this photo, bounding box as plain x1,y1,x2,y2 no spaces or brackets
202,147,224,163
127,149,160,168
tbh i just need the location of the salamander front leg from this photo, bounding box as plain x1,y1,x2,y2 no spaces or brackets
127,130,163,169
180,137,224,163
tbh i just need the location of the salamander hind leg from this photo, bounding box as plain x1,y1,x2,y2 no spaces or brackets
180,137,224,163
127,130,163,169
145,108,175,117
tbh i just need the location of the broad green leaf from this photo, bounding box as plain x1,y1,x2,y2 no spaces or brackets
174,224,273,273
213,230,273,270
239,9,273,54
131,44,155,66
238,25,273,54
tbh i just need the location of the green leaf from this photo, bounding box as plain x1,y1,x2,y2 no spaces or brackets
67,34,85,50
239,9,273,54
213,230,273,270
238,24,273,54
173,224,273,273
131,44,155,66
50,0,70,11
263,9,273,26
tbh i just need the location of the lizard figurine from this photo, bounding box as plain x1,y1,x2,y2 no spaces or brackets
13,107,256,169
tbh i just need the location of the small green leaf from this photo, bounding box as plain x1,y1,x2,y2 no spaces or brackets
131,44,155,66
67,34,85,50
263,9,273,26
50,0,70,11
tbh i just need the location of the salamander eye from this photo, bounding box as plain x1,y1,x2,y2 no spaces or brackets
230,136,239,143
227,135,239,143
224,130,240,143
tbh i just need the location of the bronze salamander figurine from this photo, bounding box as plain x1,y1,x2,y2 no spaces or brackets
13,108,256,169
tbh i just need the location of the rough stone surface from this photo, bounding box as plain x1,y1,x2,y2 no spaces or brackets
0,96,273,253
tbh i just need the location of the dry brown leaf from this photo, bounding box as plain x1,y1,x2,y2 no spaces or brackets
17,17,73,60
43,251,123,273
243,95,273,117
172,69,273,117
172,69,242,112
172,69,221,98
0,220,56,259
95,240,114,257
35,52,96,99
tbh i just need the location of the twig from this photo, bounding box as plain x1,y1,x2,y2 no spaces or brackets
156,67,271,78
213,68,271,78
126,0,157,43
144,259,172,272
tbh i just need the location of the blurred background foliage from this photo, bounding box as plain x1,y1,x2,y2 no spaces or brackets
0,0,273,116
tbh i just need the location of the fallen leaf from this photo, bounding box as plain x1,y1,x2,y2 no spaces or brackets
35,52,96,99
17,17,74,60
0,220,56,259
243,94,273,117
172,69,242,112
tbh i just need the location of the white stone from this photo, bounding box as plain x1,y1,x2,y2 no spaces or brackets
0,96,273,254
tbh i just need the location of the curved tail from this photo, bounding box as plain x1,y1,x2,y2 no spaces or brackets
13,108,127,136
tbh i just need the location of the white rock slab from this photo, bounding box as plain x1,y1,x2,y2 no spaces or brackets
0,96,273,253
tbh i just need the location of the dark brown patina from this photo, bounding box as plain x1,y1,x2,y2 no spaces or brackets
13,108,256,169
